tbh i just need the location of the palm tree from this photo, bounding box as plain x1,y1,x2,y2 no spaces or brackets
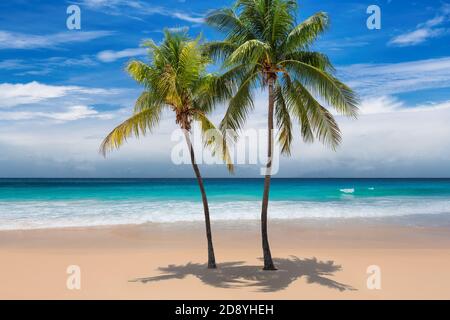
206,0,359,270
100,31,233,269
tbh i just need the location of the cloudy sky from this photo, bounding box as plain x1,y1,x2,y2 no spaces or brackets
0,0,449,178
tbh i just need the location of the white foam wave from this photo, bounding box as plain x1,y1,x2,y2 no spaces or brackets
340,188,355,194
1,197,450,230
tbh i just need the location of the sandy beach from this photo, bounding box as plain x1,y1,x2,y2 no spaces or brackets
0,219,449,300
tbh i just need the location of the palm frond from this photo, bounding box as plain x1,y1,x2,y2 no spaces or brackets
281,59,359,117
227,39,271,66
133,91,166,113
283,51,334,72
235,0,267,40
100,106,164,156
178,39,208,89
194,111,234,172
274,83,293,155
283,12,329,52
220,70,259,133
193,74,232,114
266,0,297,46
279,73,314,144
203,41,238,63
126,60,154,85
285,79,342,149
206,8,255,40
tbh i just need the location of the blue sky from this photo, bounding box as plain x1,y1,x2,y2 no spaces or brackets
0,0,450,177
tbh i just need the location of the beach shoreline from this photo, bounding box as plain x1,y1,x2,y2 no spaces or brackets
1,219,450,299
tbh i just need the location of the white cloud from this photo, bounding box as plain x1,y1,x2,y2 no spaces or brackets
0,59,24,69
1,95,449,177
0,81,119,108
0,82,76,108
0,105,112,122
45,55,97,67
358,95,404,114
166,26,190,33
97,48,147,62
171,12,204,24
339,57,450,96
0,30,113,50
389,4,450,46
80,0,205,24
0,56,98,77
259,96,450,177
358,95,450,115
390,28,445,46
315,36,371,51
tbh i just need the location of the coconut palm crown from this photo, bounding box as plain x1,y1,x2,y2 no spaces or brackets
206,0,359,270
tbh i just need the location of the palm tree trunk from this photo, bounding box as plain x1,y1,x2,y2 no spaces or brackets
183,130,217,269
261,78,277,270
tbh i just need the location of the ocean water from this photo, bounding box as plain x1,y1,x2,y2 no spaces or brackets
1,178,450,230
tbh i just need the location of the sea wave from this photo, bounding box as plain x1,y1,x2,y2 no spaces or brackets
1,197,450,230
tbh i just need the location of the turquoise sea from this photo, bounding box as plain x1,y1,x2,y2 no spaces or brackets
1,178,450,230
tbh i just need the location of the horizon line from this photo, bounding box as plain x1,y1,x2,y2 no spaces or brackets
1,177,450,180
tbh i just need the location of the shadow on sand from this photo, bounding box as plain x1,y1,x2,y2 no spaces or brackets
131,256,356,292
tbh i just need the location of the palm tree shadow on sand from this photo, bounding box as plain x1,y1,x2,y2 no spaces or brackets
130,256,356,292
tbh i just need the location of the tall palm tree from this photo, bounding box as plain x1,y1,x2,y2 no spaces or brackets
206,0,359,270
100,31,233,269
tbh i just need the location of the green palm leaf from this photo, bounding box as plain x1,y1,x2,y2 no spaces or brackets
283,11,329,52
286,79,341,148
194,111,234,172
281,59,359,117
220,70,259,133
274,84,293,155
100,106,164,155
227,39,271,66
